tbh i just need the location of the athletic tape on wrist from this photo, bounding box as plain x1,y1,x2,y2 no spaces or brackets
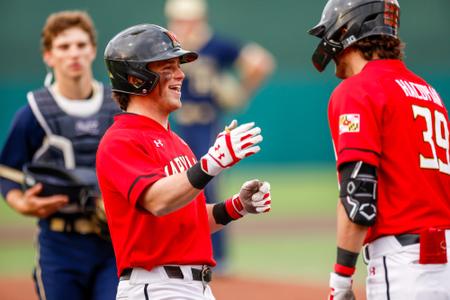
212,196,245,225
186,162,214,189
212,202,235,225
335,247,359,277
225,196,245,219
334,263,355,277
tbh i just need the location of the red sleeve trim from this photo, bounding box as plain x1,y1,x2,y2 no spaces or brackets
127,173,165,205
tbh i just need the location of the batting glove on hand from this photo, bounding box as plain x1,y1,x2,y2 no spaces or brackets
328,273,355,300
200,120,262,176
225,180,271,219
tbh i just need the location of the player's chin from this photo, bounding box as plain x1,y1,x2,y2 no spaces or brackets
167,97,182,111
66,69,86,80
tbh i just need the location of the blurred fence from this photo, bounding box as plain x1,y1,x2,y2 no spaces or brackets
1,0,449,163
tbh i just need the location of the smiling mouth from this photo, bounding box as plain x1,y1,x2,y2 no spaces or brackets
169,85,181,93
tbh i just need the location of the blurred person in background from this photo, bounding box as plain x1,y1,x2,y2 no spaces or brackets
309,0,450,299
165,0,275,274
0,11,120,300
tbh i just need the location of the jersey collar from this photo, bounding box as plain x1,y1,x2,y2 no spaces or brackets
362,59,406,72
114,113,172,132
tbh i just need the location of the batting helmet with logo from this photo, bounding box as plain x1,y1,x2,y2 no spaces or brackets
309,0,400,72
104,24,198,95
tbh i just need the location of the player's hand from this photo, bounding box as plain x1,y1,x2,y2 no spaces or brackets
225,179,271,219
237,179,271,215
328,272,355,300
200,120,262,176
10,183,69,218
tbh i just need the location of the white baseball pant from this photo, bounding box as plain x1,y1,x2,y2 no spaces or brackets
115,266,215,300
365,230,450,300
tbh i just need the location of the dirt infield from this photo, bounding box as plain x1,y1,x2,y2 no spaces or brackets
0,276,366,300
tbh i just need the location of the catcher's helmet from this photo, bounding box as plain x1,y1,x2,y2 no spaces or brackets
104,24,198,95
309,0,400,72
23,163,98,206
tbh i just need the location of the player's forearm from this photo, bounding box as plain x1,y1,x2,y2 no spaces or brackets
139,172,201,217
206,204,225,233
5,189,26,213
336,201,368,252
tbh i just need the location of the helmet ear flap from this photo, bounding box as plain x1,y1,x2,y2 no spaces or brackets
106,60,160,95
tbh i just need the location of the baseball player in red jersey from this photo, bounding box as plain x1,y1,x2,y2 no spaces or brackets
96,24,271,300
309,0,450,299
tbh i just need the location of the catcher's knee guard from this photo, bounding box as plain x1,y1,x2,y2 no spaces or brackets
339,161,377,226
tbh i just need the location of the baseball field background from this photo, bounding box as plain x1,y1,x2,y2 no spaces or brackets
0,0,449,299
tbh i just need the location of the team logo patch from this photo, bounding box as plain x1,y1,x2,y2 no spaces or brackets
339,114,360,134
165,31,181,48
154,139,164,148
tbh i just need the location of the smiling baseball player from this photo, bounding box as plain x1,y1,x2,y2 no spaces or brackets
97,24,271,300
309,0,450,299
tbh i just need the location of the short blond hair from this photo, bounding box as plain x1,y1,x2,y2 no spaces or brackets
41,10,97,52
165,0,207,20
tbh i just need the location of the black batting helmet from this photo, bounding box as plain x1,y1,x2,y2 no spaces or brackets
309,0,400,72
104,24,198,95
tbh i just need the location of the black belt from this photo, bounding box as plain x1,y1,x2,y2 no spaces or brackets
364,234,420,262
120,266,212,283
395,234,420,246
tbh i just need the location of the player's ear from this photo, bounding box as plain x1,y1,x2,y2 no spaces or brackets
43,51,54,68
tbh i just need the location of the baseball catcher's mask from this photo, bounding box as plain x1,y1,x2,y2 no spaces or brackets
104,24,198,95
308,0,400,72
23,163,98,208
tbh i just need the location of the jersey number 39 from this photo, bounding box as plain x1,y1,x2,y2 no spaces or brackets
412,105,450,175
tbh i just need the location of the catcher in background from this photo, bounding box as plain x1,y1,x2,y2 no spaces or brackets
309,0,450,299
165,0,275,273
0,11,120,300
98,23,271,300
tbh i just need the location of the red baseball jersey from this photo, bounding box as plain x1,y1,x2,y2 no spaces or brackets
96,113,214,276
329,60,450,243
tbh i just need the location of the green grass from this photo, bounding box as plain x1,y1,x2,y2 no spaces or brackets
0,165,370,285
0,243,35,277
228,234,367,284
219,164,338,217
0,200,35,226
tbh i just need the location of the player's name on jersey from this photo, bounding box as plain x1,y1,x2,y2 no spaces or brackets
395,79,443,107
164,155,197,176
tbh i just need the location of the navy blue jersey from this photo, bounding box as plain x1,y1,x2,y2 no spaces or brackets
174,33,241,157
0,105,45,196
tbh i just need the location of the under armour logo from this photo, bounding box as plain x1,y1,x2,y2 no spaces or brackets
218,153,225,159
154,139,164,148
369,267,376,276
215,145,221,151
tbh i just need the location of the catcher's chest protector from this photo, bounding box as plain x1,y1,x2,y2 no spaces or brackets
27,86,119,168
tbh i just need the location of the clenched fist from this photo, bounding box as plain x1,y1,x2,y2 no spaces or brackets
239,179,271,214
225,179,271,219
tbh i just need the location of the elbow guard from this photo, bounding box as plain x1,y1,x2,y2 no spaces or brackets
339,161,377,226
